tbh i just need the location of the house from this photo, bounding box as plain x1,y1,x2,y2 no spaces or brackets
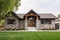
55,18,60,30
4,10,58,30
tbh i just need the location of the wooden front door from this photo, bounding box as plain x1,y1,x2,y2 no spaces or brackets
29,20,34,27
28,18,36,27
28,16,36,27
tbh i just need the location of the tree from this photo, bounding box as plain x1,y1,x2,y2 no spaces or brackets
58,14,60,18
0,0,21,25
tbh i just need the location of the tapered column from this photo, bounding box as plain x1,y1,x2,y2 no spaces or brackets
25,16,28,29
36,16,39,29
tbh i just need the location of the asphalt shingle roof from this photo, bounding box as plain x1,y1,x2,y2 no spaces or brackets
16,13,57,19
39,14,57,19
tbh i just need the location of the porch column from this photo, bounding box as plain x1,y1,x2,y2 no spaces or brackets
36,16,39,29
25,16,28,29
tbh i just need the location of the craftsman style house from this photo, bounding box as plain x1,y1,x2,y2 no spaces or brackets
4,10,57,30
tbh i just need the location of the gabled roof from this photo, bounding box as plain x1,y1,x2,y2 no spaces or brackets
17,14,25,18
39,14,57,19
6,10,58,19
16,10,57,19
17,14,58,19
24,9,40,17
6,11,20,19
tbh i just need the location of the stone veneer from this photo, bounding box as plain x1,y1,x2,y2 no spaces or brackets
4,16,19,29
24,20,55,30
39,20,55,29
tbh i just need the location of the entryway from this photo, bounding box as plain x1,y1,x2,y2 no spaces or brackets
55,23,59,30
27,16,36,30
27,16,36,27
24,10,39,30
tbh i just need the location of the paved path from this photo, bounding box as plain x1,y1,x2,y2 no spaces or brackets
0,30,60,32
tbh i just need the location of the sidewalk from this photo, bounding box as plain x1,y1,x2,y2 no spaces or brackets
0,30,60,32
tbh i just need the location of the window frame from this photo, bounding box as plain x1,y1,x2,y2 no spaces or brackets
7,19,16,24
41,19,52,24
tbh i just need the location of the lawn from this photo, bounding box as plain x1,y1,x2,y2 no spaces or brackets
0,32,60,40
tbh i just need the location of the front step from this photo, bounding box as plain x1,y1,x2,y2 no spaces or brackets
27,27,36,31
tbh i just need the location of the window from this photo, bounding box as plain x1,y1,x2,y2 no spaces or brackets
41,19,51,24
7,19,15,24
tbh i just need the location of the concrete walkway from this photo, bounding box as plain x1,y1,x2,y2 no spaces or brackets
0,30,60,32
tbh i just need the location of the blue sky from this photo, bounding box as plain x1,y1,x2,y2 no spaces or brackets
16,0,60,17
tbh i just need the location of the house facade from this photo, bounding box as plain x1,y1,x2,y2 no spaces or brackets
4,10,58,30
55,18,60,29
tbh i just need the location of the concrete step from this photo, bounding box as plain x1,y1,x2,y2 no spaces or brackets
27,27,36,31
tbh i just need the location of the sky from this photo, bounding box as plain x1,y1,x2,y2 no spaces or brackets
16,0,60,17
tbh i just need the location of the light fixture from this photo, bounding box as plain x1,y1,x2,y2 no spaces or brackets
30,14,33,15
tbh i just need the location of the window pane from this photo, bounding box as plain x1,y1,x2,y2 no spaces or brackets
41,19,51,24
7,19,15,24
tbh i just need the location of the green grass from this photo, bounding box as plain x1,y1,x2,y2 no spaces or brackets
0,32,60,40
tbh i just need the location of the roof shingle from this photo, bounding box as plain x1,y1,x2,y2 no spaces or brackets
16,13,57,19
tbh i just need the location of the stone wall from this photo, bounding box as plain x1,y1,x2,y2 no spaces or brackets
24,19,55,30
38,20,55,30
4,16,19,29
19,19,25,29
4,16,56,30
